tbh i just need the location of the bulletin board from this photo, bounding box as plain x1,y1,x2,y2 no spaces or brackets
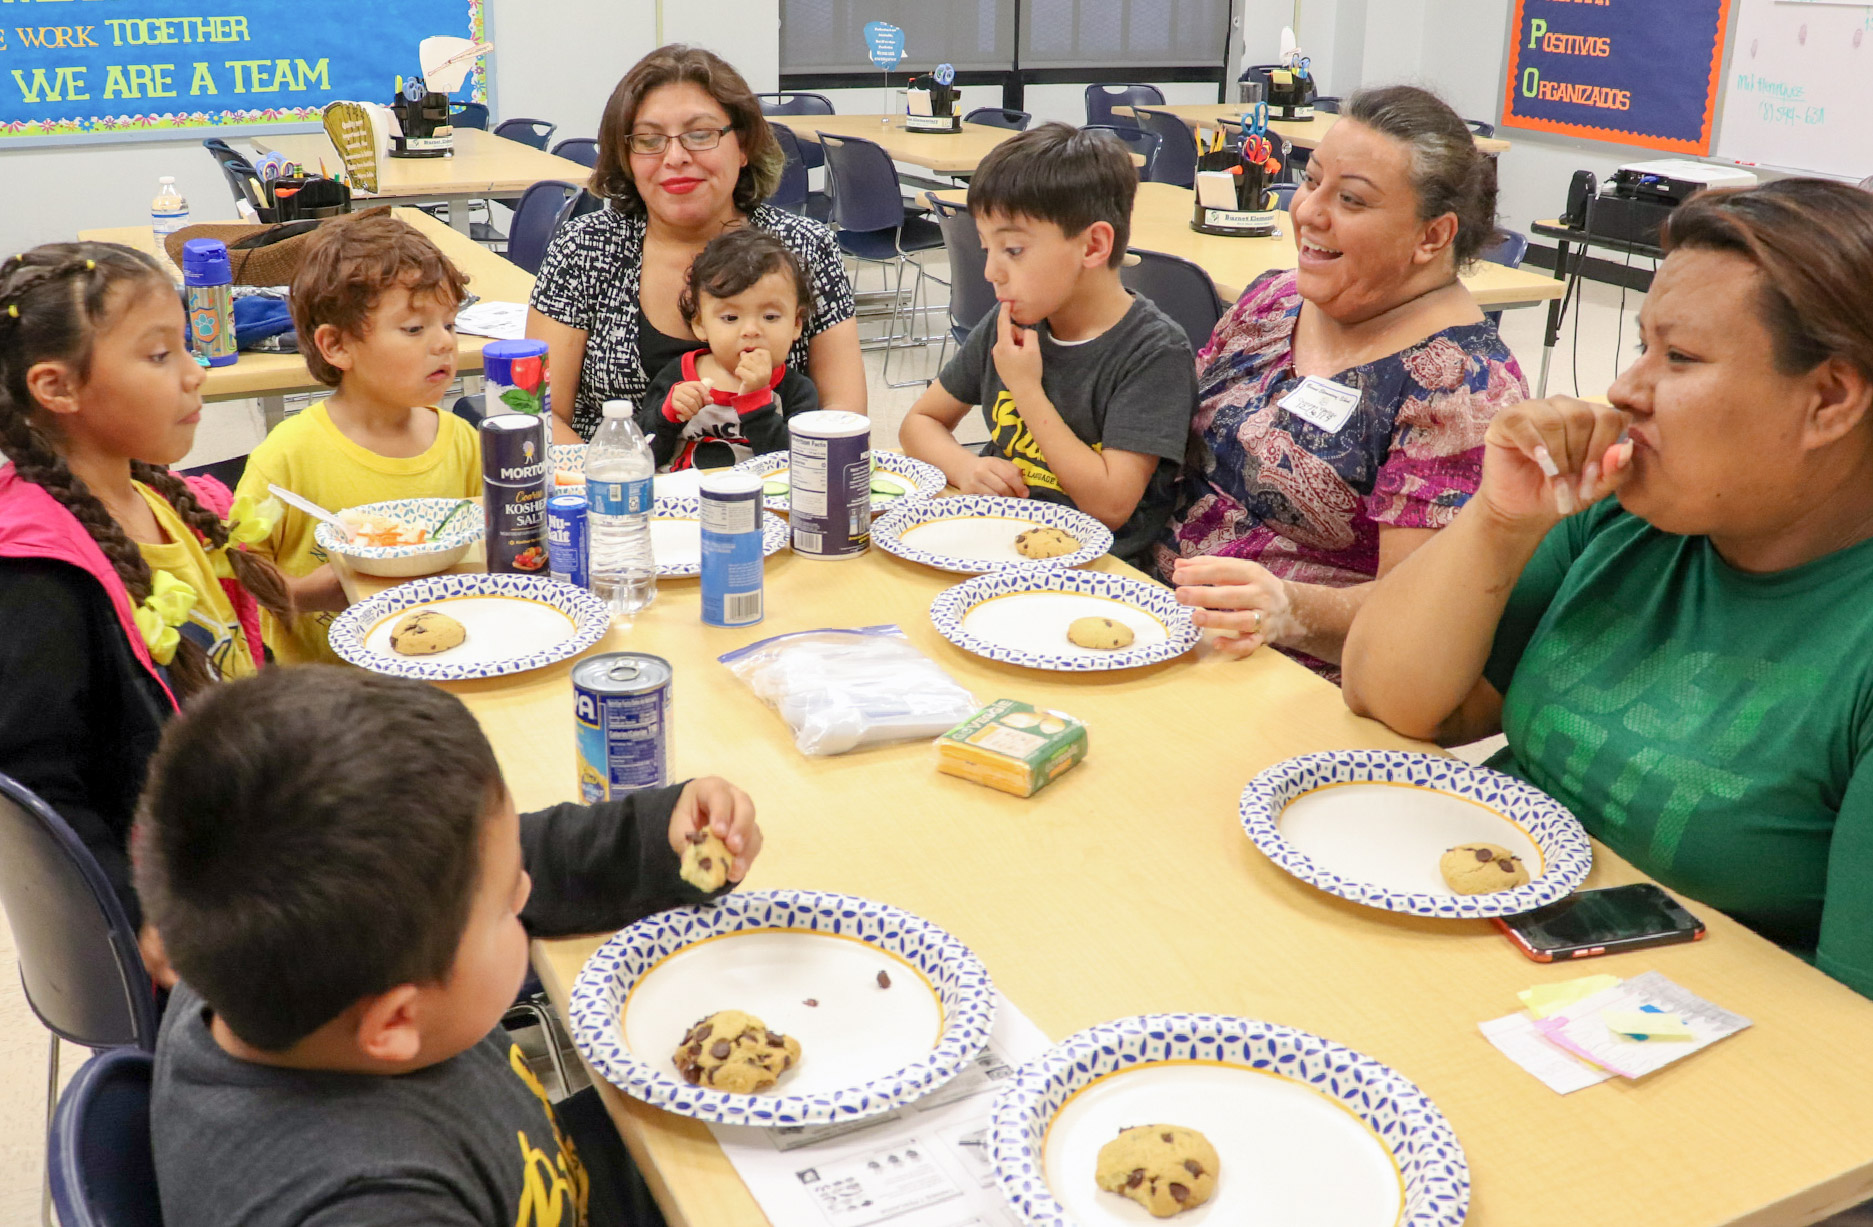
1499,0,1733,155
0,0,483,142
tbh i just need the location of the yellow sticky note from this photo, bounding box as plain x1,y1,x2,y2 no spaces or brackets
1271,69,1293,87
1518,975,1621,1020
1602,1010,1694,1040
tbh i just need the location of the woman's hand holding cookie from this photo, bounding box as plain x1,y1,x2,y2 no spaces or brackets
1171,555,1292,660
669,776,762,883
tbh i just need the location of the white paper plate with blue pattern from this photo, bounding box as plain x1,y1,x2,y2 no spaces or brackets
312,497,483,579
734,449,946,515
326,572,609,680
930,569,1198,672
873,495,1112,574
549,443,587,492
650,497,789,578
1240,751,1593,919
569,890,998,1125
990,1013,1469,1227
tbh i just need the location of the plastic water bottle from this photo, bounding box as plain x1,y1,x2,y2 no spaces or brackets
151,176,188,274
585,399,657,616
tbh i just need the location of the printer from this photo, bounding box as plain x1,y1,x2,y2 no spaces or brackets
1587,160,1758,246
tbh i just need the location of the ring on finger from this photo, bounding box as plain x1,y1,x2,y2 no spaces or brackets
1252,609,1263,632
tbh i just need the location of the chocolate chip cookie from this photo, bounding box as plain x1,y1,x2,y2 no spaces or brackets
389,608,466,656
671,1010,801,1093
1067,616,1135,650
1095,1125,1220,1217
680,828,731,892
1439,842,1530,894
1014,527,1079,559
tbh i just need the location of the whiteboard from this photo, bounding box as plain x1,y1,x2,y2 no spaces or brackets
1713,0,1873,178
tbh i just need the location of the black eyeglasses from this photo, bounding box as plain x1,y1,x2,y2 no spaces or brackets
627,126,733,156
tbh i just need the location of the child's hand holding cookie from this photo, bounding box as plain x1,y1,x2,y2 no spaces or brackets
733,347,774,392
669,379,711,422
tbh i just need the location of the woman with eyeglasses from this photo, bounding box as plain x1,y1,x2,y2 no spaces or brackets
528,45,865,442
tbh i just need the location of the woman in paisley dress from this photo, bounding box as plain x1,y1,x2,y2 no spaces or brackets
1155,85,1527,679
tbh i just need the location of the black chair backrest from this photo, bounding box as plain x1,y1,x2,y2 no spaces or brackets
0,773,157,1051
1134,108,1197,189
451,101,490,130
928,194,996,336
817,133,904,234
964,107,1030,131
493,117,557,150
769,125,810,214
550,137,599,168
758,92,835,117
1085,83,1165,129
1465,118,1497,138
506,180,578,274
1313,96,1342,114
1479,228,1529,268
1267,182,1299,213
1121,249,1225,352
48,1048,161,1227
1082,124,1161,182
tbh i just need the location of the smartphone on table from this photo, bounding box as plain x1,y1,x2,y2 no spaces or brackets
1494,883,1705,963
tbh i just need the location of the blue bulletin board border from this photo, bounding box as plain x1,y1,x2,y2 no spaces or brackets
0,0,484,143
1500,0,1731,155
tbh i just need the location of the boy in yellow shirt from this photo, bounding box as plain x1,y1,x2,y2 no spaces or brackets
235,211,481,663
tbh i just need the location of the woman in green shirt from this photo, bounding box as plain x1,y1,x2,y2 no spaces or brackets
1342,179,1873,998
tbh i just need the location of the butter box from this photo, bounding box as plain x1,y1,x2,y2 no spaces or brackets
935,699,1087,797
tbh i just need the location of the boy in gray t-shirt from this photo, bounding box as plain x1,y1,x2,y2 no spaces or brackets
902,122,1197,567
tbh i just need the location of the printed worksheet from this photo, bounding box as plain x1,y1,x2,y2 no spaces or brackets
707,994,1048,1227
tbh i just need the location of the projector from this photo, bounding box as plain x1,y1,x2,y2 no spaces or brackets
1609,160,1758,204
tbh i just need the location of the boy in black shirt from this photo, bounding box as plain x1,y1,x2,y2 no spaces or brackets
139,666,762,1226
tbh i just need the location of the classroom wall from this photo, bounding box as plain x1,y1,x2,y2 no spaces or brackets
0,0,783,255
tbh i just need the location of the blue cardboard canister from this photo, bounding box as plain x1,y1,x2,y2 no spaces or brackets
546,493,588,589
699,470,765,627
787,409,871,559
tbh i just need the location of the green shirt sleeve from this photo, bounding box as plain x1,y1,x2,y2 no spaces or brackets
1815,716,1873,997
1482,502,1618,694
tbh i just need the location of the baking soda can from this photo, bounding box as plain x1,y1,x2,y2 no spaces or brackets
573,652,673,801
787,409,871,560
480,413,550,574
699,471,765,627
482,338,551,417
546,493,588,589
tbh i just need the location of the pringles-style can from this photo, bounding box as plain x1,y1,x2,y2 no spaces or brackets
573,652,673,801
482,338,551,417
787,409,871,560
698,470,765,627
480,413,549,574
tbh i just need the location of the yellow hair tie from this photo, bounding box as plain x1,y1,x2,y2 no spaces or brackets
211,493,282,577
4,305,15,318
132,570,197,666
84,260,95,270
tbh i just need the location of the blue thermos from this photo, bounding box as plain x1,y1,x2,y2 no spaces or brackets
182,238,237,367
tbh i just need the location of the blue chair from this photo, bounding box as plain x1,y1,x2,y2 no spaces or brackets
493,117,557,150
1082,124,1160,182
504,180,579,274
818,131,945,385
1313,96,1342,115
758,93,833,171
964,106,1030,131
769,124,832,222
1465,118,1496,139
1133,108,1197,189
451,101,489,130
1085,83,1164,129
927,193,995,360
558,189,605,226
0,772,159,1227
47,1048,160,1227
550,137,599,168
1121,248,1227,352
1478,228,1530,326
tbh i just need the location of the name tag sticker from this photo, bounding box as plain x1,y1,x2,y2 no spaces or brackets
1278,376,1361,433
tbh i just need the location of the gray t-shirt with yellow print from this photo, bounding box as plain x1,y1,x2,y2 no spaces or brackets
937,292,1197,567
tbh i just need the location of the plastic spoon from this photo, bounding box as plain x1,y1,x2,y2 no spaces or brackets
268,484,355,543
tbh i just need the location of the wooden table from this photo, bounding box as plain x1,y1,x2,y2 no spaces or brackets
934,181,1563,311
783,115,1022,178
78,207,533,427
1117,104,1513,155
338,533,1873,1227
251,128,594,233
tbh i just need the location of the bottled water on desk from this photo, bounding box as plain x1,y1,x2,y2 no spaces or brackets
150,176,189,273
585,399,657,616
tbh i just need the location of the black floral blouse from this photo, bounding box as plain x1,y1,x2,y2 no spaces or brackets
530,203,857,439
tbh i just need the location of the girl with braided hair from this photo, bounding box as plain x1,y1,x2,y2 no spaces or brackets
0,240,292,926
